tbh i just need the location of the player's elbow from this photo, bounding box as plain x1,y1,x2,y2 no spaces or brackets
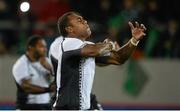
21,85,31,93
21,84,29,92
21,80,32,93
116,58,128,65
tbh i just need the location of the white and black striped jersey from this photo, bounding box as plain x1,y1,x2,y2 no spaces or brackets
49,36,64,76
12,55,51,104
52,37,96,110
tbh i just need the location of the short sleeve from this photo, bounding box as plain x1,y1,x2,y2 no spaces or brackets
63,38,85,51
12,58,30,85
49,37,63,60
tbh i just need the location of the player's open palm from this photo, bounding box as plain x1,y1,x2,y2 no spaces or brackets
128,21,147,41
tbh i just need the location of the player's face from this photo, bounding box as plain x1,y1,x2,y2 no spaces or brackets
34,39,47,58
68,14,91,39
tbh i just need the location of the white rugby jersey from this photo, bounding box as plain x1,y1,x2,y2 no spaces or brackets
12,55,51,104
53,37,95,110
49,36,64,76
49,36,64,61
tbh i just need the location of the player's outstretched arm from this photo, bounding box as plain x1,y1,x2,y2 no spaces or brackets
80,42,113,57
105,21,147,65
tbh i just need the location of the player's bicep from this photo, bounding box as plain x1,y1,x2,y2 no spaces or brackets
63,38,112,57
81,44,99,57
81,43,113,57
62,44,99,58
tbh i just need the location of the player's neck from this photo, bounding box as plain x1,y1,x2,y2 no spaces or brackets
67,34,86,41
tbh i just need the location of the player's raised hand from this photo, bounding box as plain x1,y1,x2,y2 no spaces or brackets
128,21,147,41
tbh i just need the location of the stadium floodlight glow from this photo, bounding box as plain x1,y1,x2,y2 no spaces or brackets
20,2,30,12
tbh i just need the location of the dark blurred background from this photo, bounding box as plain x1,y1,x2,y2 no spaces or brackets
0,0,180,58
0,0,180,110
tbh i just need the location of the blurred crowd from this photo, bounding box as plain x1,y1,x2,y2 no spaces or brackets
0,0,179,59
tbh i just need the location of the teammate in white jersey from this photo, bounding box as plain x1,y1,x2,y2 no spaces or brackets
53,11,146,110
12,35,55,110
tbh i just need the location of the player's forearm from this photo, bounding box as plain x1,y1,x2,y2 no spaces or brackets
81,43,113,57
21,80,51,94
115,37,138,64
108,21,146,65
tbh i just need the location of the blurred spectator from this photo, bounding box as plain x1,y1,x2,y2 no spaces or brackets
154,19,180,58
44,22,58,51
98,0,111,25
143,0,166,58
108,0,143,43
0,0,179,59
0,0,10,19
144,0,162,27
0,0,18,54
107,0,146,59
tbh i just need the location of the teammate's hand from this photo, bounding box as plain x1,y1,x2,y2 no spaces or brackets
128,21,147,41
39,57,52,73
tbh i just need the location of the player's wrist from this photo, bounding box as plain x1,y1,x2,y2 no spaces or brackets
99,43,113,56
130,37,139,46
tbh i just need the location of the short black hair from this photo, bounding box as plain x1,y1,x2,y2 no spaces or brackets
57,11,80,37
26,35,43,50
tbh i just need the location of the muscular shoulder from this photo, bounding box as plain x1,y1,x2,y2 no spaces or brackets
12,55,29,79
13,55,28,69
49,37,63,59
63,38,85,51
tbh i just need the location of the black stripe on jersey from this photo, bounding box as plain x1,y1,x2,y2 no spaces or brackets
13,78,28,108
50,55,58,81
55,49,82,109
49,55,58,106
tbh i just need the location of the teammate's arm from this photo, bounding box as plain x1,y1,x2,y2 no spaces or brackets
39,57,53,74
21,79,55,94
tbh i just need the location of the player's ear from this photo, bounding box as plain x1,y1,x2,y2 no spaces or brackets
28,46,32,50
28,46,35,50
65,26,73,34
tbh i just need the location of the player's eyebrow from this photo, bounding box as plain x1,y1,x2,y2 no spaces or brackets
77,16,83,21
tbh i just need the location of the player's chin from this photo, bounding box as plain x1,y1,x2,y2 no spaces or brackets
87,28,91,36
